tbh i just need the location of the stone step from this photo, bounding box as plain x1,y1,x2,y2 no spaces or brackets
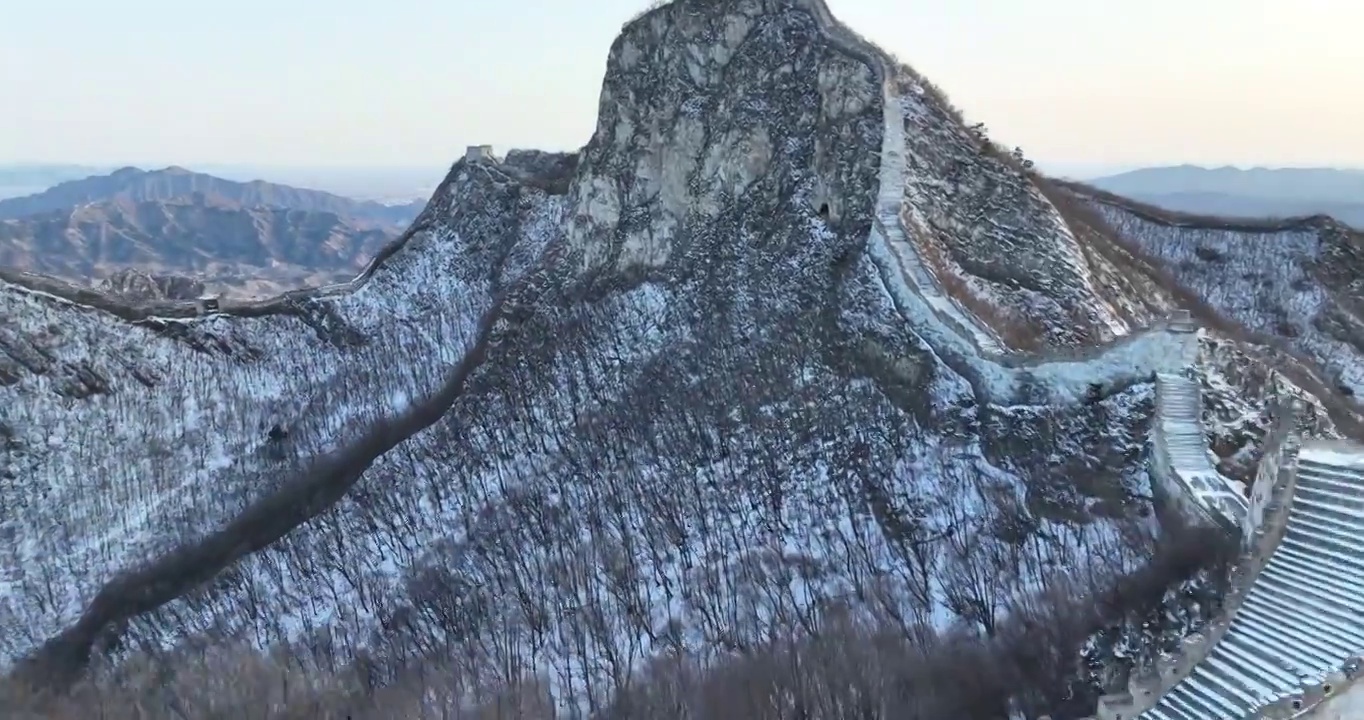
1293,471,1358,507
1291,495,1364,532
1166,444,1213,455
1159,398,1200,407
1160,397,1200,406
1298,458,1364,486
1296,467,1363,496
1163,441,1208,449
1293,514,1364,550
1294,482,1364,513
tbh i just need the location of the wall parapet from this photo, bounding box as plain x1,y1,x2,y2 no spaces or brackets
1148,370,1248,532
1243,396,1303,549
1086,400,1303,720
1276,657,1364,718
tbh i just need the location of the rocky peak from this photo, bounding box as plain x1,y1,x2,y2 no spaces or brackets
556,0,879,276
0,0,1348,717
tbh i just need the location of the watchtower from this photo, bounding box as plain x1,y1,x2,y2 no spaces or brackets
465,145,495,162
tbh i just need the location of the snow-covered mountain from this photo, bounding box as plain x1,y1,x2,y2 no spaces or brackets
2,0,1360,717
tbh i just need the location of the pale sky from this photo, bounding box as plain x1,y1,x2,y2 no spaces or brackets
1,0,1360,174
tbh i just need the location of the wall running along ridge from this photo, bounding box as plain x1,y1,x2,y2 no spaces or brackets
824,0,1205,408
0,0,1261,701
1150,370,1249,532
803,5,1361,716
1079,431,1364,719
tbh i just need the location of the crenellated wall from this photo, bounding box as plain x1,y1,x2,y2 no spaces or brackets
1292,660,1364,718
1144,369,1249,532
1085,401,1303,720
1252,661,1361,718
1243,397,1301,549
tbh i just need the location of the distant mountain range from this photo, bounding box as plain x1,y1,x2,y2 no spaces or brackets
0,167,425,296
0,163,109,187
0,164,113,201
0,194,393,296
7,162,1358,301
1088,166,1364,226
0,166,424,227
0,163,443,204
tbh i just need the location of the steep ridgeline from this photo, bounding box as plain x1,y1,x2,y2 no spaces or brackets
0,0,1332,713
1063,183,1364,411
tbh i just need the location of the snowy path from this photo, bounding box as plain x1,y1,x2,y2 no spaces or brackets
800,0,1004,354
829,1,1200,410
1137,442,1364,719
871,92,1004,355
1156,372,1248,527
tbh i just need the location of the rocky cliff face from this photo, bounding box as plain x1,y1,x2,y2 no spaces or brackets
0,0,1347,716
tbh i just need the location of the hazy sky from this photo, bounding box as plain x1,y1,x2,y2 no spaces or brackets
2,0,1360,174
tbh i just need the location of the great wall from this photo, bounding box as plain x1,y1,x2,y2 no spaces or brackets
2,2,1362,715
802,5,1364,714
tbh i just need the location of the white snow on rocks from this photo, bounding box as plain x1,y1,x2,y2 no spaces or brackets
0,0,1270,708
0,189,562,656
1154,372,1248,528
1090,199,1364,398
863,68,1198,406
1138,440,1364,719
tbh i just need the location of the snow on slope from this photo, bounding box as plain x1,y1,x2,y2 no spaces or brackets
1089,198,1364,398
0,0,1308,711
0,167,563,656
889,73,1143,348
868,94,1203,410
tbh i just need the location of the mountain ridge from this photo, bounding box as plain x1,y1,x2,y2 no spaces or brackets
0,0,1354,717
0,166,424,228
1089,165,1364,203
0,194,393,297
1087,166,1364,228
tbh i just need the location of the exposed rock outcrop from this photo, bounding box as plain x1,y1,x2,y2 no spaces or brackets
97,269,205,302
0,0,1345,715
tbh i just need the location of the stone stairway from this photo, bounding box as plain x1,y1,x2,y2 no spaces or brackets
1138,444,1364,719
1157,373,1219,474
1155,373,1249,526
886,227,945,299
869,91,1005,355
